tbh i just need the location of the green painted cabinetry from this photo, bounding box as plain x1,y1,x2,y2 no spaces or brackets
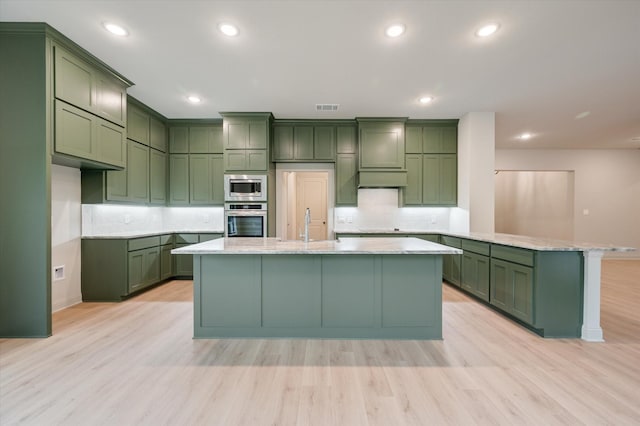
221,113,272,172
174,234,223,277
335,125,358,206
490,257,534,324
127,102,150,146
271,122,337,162
82,235,172,301
356,118,408,188
166,123,224,206
402,121,458,206
149,148,167,204
460,239,490,301
440,235,462,287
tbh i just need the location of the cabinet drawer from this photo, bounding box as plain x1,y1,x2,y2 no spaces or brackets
440,235,462,248
491,245,535,267
128,236,160,251
461,239,490,256
199,233,222,242
160,234,174,245
175,233,199,244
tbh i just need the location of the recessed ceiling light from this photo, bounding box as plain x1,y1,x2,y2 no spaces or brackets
385,24,406,38
476,23,499,37
519,132,532,140
419,96,434,104
187,95,202,104
219,23,239,37
103,22,128,37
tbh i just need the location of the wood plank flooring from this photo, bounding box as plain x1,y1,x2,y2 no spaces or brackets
1,260,639,425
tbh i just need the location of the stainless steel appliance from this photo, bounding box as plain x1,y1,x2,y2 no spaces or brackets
224,174,267,202
225,203,267,237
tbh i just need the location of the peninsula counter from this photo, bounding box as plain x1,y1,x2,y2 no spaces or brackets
172,237,461,339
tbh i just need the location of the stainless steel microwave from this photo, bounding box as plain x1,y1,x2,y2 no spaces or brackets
224,174,267,202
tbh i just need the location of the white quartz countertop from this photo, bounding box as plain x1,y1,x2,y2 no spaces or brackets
82,230,224,239
171,237,463,255
334,229,635,252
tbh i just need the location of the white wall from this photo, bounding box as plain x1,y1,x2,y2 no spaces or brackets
495,171,575,240
457,112,496,233
51,165,82,312
496,149,640,257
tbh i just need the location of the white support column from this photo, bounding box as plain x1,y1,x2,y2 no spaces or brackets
581,250,605,342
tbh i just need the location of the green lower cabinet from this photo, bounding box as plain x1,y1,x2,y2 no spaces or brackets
441,236,462,286
461,252,490,302
490,258,533,324
128,246,160,293
160,243,173,280
173,233,223,277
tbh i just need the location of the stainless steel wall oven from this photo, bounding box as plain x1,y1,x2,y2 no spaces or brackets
225,203,267,237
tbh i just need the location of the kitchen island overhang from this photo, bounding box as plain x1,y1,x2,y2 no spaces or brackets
172,237,462,339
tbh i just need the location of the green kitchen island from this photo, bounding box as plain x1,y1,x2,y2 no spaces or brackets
172,237,462,339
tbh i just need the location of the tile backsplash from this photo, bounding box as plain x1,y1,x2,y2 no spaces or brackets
82,205,224,236
334,189,454,232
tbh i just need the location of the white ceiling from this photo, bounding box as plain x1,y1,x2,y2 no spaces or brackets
2,0,640,149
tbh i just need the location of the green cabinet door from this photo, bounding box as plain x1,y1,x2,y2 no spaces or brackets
490,258,534,324
272,126,294,160
149,148,167,204
226,150,267,171
149,116,167,152
405,126,423,153
169,127,189,153
423,154,457,206
210,154,224,205
461,252,490,302
105,146,129,202
128,141,149,203
55,100,96,161
128,249,146,292
169,154,189,205
96,119,126,168
189,126,223,153
127,103,150,146
160,244,173,280
359,123,404,169
225,150,247,170
335,154,357,206
423,127,457,154
95,72,127,127
314,126,336,160
294,126,314,160
336,125,356,154
225,119,267,149
146,246,161,285
53,45,94,112
189,154,210,204
174,244,194,276
403,154,423,205
246,150,267,170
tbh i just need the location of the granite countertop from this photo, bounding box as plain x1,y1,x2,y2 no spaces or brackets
171,237,463,255
82,230,225,239
334,229,635,252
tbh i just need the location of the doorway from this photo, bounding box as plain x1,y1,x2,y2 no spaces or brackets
495,170,575,240
276,165,334,240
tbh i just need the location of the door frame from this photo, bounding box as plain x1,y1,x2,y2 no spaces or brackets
275,163,335,240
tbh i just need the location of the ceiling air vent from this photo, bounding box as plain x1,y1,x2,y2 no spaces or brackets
315,104,339,111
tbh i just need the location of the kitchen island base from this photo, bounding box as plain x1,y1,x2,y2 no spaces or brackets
193,254,443,339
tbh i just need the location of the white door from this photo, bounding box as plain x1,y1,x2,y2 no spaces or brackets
296,172,328,240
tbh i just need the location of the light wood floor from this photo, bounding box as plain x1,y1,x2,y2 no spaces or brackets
1,260,639,425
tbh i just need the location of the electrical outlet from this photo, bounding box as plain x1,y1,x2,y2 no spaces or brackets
346,216,353,223
54,265,65,281
431,215,437,224
203,214,210,223
124,214,131,224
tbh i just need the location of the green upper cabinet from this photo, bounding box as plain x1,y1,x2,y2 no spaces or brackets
336,153,358,206
188,125,224,153
169,127,189,153
149,116,167,152
53,44,127,128
127,103,150,146
169,154,189,205
358,119,406,169
224,117,268,150
336,125,357,154
189,154,224,205
221,113,272,172
272,121,342,162
149,148,167,205
401,120,458,206
313,126,336,160
127,141,150,203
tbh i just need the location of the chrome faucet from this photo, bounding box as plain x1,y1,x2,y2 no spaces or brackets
304,208,311,242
